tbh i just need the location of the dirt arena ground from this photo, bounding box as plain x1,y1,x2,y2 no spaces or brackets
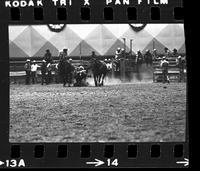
9,82,186,142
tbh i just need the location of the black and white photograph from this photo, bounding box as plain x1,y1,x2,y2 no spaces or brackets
9,24,187,143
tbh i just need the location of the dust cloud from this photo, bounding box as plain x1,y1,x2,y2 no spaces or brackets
86,64,154,86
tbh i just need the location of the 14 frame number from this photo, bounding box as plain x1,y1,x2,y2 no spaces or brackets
107,159,118,166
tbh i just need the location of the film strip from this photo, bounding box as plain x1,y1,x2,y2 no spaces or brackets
0,0,189,168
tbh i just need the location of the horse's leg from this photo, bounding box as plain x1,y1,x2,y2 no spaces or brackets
67,74,71,87
63,75,66,87
98,75,101,86
96,75,99,86
67,73,70,87
101,73,106,86
94,74,97,87
100,74,103,86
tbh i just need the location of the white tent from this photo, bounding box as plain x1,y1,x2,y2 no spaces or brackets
9,24,186,58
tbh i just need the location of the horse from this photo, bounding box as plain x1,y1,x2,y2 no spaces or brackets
57,59,75,87
89,59,108,87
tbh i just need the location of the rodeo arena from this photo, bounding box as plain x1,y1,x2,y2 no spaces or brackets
9,24,187,142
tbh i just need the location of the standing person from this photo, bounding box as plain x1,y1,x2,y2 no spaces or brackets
44,49,53,64
41,60,47,85
152,49,158,61
24,59,31,85
136,50,143,64
136,50,143,81
160,57,170,84
144,49,153,67
164,47,170,58
31,60,39,84
172,48,178,58
46,62,52,84
58,50,63,61
91,51,96,59
115,47,121,59
114,48,121,72
63,48,68,60
176,56,186,82
55,63,60,84
121,48,126,58
136,50,143,67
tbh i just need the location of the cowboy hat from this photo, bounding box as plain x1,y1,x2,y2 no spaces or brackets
79,66,84,70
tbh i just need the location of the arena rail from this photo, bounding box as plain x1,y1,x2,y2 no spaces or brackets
152,57,187,82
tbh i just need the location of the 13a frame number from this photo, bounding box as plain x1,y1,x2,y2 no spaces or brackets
5,159,25,167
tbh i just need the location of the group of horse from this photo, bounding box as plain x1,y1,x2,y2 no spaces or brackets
56,58,109,87
55,55,153,87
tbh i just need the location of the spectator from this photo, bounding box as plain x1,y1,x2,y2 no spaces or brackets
114,48,121,71
164,47,170,58
31,60,39,84
41,60,47,85
24,59,31,85
172,48,179,58
152,49,158,61
160,56,170,84
135,50,144,81
91,51,96,59
176,56,186,82
136,50,143,65
63,48,68,60
121,48,125,58
58,50,64,61
115,47,121,59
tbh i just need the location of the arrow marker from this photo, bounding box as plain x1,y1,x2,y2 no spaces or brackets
86,159,104,167
0,161,4,166
176,158,189,166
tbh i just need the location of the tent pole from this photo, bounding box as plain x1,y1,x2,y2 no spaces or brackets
79,42,82,65
153,40,155,50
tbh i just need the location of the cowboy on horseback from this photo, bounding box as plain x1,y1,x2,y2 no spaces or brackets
58,48,75,87
44,49,53,64
90,51,108,87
